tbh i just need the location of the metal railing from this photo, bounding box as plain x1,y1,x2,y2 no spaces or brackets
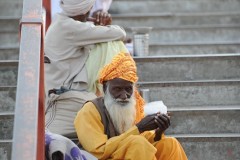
43,0,51,30
11,0,45,159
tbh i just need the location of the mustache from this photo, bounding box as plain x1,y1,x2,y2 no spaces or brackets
114,98,131,106
115,98,130,102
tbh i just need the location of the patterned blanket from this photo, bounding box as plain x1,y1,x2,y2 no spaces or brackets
45,131,97,160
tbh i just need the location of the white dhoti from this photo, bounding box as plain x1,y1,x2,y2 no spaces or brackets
45,90,96,138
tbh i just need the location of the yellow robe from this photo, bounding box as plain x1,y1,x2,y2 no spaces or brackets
74,102,188,160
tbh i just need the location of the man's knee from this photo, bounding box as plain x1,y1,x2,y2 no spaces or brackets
156,136,181,151
126,135,156,151
122,135,157,156
163,137,179,145
155,136,187,159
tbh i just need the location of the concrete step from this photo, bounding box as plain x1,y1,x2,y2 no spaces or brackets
0,46,19,60
165,107,240,135
0,140,12,160
3,24,240,46
0,86,16,113
126,25,240,43
112,12,240,27
138,80,240,107
175,134,240,160
149,41,240,56
134,54,240,82
110,0,240,14
0,1,22,17
0,17,19,32
0,113,14,140
0,32,19,48
0,61,18,86
3,54,238,86
0,114,13,160
1,87,239,135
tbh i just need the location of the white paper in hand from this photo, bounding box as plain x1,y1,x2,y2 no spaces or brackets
144,101,167,116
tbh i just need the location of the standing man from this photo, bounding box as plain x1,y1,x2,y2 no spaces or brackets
74,52,188,160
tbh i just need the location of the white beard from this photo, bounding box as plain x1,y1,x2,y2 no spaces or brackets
104,87,136,134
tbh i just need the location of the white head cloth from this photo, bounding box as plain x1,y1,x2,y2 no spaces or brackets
60,0,96,16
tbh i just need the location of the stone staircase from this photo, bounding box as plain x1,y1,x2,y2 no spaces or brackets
0,0,240,160
0,0,21,159
109,0,240,159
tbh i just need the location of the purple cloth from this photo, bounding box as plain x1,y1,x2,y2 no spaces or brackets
45,131,87,160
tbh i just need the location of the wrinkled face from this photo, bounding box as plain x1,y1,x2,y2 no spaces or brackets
104,78,134,105
104,78,136,133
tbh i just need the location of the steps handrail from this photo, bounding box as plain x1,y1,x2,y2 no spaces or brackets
11,0,45,159
43,0,51,30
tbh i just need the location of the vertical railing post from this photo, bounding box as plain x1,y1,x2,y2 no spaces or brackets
43,0,51,30
11,0,45,159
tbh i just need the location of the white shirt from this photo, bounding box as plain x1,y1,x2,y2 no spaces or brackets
44,13,126,96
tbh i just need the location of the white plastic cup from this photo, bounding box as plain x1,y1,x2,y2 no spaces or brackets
130,27,152,57
133,34,149,56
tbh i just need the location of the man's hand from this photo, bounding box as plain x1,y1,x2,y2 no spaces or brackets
136,113,158,133
154,114,170,141
91,10,112,26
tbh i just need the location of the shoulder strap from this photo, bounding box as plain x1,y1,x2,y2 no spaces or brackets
91,97,119,138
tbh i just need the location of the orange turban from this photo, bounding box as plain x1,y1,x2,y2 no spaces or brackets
99,52,145,123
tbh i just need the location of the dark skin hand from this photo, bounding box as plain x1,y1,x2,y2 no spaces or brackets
154,113,171,141
71,11,90,22
136,113,159,133
136,112,170,141
88,10,112,26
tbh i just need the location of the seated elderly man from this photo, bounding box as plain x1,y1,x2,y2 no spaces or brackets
74,53,188,160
